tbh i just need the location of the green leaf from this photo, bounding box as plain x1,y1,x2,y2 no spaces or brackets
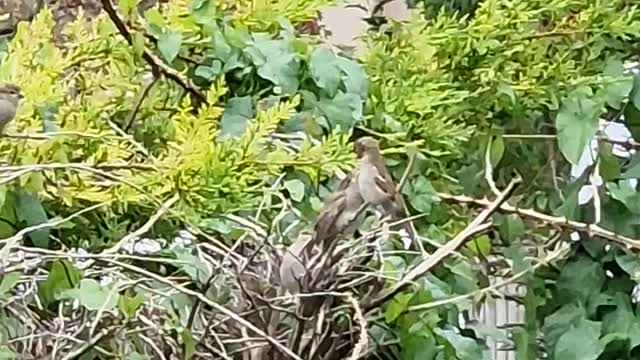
598,142,620,181
189,0,215,24
36,102,59,133
630,73,640,109
555,257,605,305
182,328,196,360
219,96,253,138
554,318,605,360
384,292,413,323
434,328,489,360
158,29,182,63
118,290,145,319
607,180,640,214
488,136,505,168
601,292,640,348
466,235,491,257
542,303,586,355
601,57,633,109
555,87,602,165
624,103,640,141
313,91,363,131
402,176,440,214
504,241,530,274
310,48,341,97
126,353,149,360
246,33,299,94
15,191,49,248
615,253,640,281
194,61,222,81
63,279,119,311
0,272,20,300
496,214,525,244
284,179,305,202
336,57,368,98
399,334,441,360
38,260,81,307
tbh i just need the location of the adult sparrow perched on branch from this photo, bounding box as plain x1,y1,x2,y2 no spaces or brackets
0,83,22,133
354,136,417,244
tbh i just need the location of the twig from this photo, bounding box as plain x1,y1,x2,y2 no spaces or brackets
104,193,179,254
124,75,159,132
436,192,640,249
60,327,111,360
99,0,207,105
346,294,367,360
364,177,522,310
502,133,640,150
102,258,304,360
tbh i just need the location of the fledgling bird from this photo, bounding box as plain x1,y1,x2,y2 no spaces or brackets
0,83,22,133
354,136,417,244
312,172,366,250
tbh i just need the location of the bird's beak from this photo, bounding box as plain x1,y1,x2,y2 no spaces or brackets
17,93,23,99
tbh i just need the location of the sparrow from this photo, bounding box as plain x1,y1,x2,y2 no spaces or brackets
0,83,22,133
353,136,416,242
279,230,314,294
312,172,367,251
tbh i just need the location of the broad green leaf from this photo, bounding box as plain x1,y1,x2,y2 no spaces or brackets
504,241,530,274
246,33,299,94
0,346,15,360
615,253,640,280
315,91,363,130
624,103,640,141
158,29,182,63
384,292,413,323
555,87,602,165
219,96,253,138
496,214,525,244
511,327,534,360
194,61,222,80
554,318,605,360
0,272,20,299
497,82,516,103
598,142,620,181
434,328,489,360
336,57,368,98
15,191,49,248
555,257,605,305
607,180,640,214
542,303,586,355
601,57,633,109
399,334,441,360
630,73,640,109
174,248,211,285
63,279,119,311
118,0,138,20
284,179,305,202
554,171,588,220
466,235,491,257
189,0,215,24
36,102,59,133
310,48,340,97
402,176,440,214
601,292,640,348
38,260,81,306
621,152,640,179
126,353,149,360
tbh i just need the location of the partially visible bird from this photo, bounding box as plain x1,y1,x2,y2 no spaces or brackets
312,172,366,251
353,136,417,244
279,230,314,294
0,83,22,133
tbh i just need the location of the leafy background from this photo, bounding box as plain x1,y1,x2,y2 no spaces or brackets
1,0,640,359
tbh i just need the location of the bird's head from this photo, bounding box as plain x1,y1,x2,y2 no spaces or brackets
354,136,380,158
0,83,23,105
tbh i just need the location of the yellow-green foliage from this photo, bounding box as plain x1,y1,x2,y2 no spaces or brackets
363,0,640,159
0,6,353,233
219,0,339,30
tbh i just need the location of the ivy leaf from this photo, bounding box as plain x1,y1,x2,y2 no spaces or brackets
182,328,196,360
399,334,441,360
601,57,633,109
118,290,145,319
63,279,119,311
313,91,363,130
246,33,299,94
496,214,525,244
542,303,586,356
310,48,341,97
598,142,620,181
402,176,440,214
219,96,253,138
158,29,182,63
555,257,605,305
601,292,640,348
336,57,368,98
0,272,20,300
194,61,222,81
434,328,489,360
15,191,49,248
630,73,640,109
555,87,602,165
488,135,505,168
615,253,640,281
504,241,530,274
554,318,605,360
624,103,640,141
284,179,305,202
189,0,216,24
606,180,640,214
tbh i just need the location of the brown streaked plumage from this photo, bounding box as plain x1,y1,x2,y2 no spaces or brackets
0,83,22,133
